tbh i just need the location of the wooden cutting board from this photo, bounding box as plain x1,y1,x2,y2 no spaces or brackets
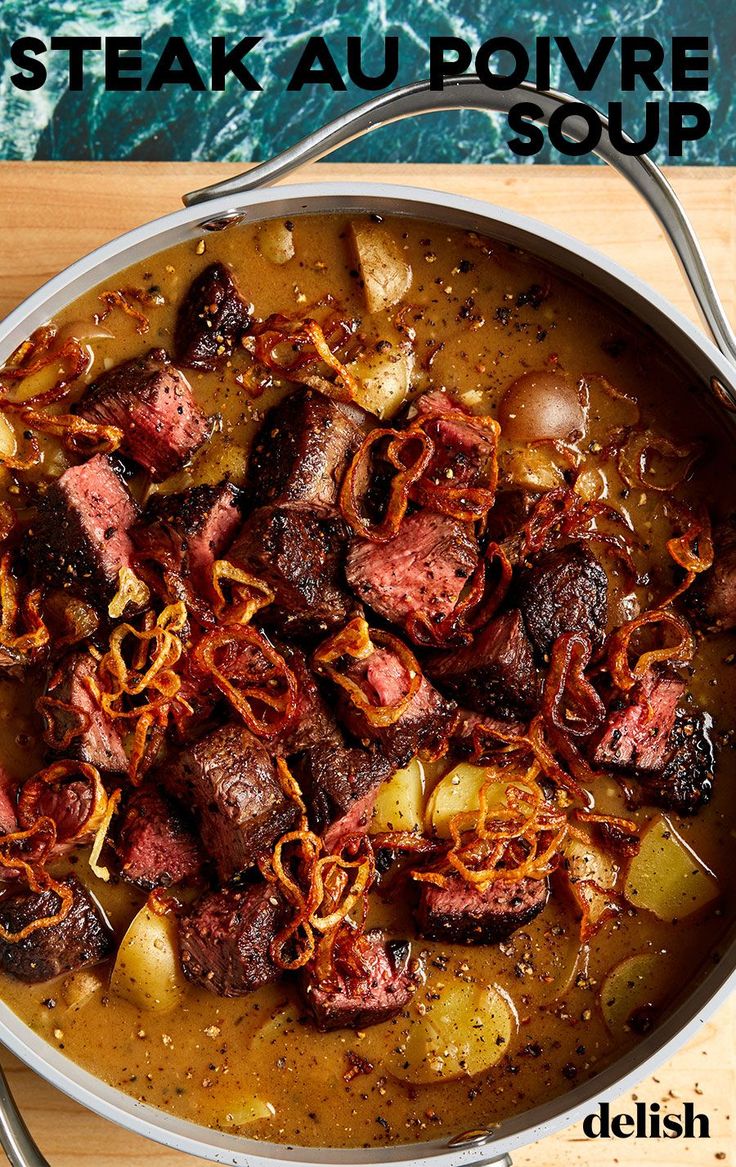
0,162,733,1167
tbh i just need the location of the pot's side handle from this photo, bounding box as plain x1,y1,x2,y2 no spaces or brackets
0,1065,50,1167
183,76,736,369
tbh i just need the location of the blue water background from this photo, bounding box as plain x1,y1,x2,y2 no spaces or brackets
0,0,733,163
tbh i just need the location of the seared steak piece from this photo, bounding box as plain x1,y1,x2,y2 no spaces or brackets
179,883,286,997
231,503,354,636
116,787,203,889
273,645,342,757
174,262,252,371
484,489,538,543
295,743,391,851
248,389,366,508
165,724,300,882
425,608,541,719
345,511,478,637
75,349,209,481
591,670,685,773
41,652,128,774
30,454,138,606
686,519,736,632
640,708,715,815
416,873,549,944
302,928,414,1030
411,390,497,500
0,768,17,836
133,480,241,598
517,544,608,658
336,645,456,768
0,876,112,983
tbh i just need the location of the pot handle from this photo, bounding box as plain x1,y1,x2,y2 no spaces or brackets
183,76,736,368
0,1065,50,1167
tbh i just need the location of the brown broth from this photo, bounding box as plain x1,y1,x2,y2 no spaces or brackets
0,213,734,1149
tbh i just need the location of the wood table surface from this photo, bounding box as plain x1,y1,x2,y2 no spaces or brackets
0,161,733,1167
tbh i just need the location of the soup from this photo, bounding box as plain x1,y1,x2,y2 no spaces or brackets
0,212,732,1150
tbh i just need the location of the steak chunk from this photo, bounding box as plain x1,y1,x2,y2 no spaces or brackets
248,389,366,508
425,608,541,719
411,390,497,499
295,743,391,851
518,544,608,658
116,787,203,889
345,511,478,638
179,883,286,997
174,262,252,371
591,670,685,774
31,455,138,606
75,349,209,481
230,503,354,636
42,652,128,774
0,768,17,836
686,519,736,632
640,708,715,815
273,645,342,757
133,479,241,598
416,874,549,944
0,876,112,983
335,644,456,768
302,929,414,1030
165,724,300,881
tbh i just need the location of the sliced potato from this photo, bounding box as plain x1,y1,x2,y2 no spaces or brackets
600,952,662,1034
0,414,17,461
110,907,185,1013
625,816,719,922
351,222,412,313
224,1096,276,1125
499,444,566,491
348,345,414,419
61,968,103,1011
371,758,425,833
426,764,528,839
386,981,514,1084
563,835,619,929
257,220,295,265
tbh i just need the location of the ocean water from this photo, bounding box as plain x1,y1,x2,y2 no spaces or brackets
0,0,732,164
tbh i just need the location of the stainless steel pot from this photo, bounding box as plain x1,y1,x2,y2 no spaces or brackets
0,76,734,1167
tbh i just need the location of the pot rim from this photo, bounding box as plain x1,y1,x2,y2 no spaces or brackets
0,179,734,1166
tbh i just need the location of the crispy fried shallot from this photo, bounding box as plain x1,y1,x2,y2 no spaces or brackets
607,609,694,692
313,616,421,727
17,761,110,846
193,624,297,738
339,427,433,543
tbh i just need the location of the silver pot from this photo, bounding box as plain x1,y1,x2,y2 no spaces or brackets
0,77,734,1167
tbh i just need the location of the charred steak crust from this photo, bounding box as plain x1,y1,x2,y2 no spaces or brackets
272,644,342,757
74,349,210,481
425,608,541,719
640,708,715,816
686,518,736,633
517,544,609,658
164,724,300,882
295,743,391,849
247,388,367,509
30,454,139,604
301,929,414,1031
230,502,354,636
416,874,550,945
178,883,286,996
0,875,112,983
174,262,252,371
116,786,204,890
133,479,242,595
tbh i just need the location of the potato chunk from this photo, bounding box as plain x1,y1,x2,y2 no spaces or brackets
257,219,295,265
601,952,662,1034
426,764,528,839
563,834,619,930
625,815,719,922
348,345,414,419
110,906,185,1013
371,758,425,833
386,981,514,1084
351,222,412,313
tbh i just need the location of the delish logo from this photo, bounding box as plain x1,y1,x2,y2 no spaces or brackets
583,1101,710,1139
